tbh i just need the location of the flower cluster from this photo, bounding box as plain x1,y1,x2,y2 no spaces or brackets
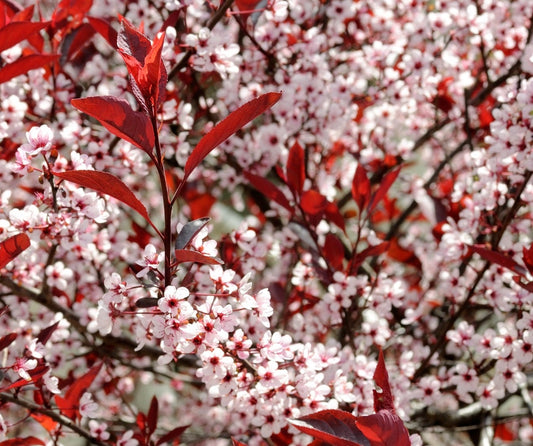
1,0,533,445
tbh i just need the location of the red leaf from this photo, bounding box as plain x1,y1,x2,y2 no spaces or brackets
184,92,281,181
52,170,156,231
12,5,35,23
494,422,516,441
71,96,154,153
368,168,400,214
290,410,370,446
323,234,345,271
174,249,223,265
87,16,118,49
0,21,48,52
0,437,46,446
244,171,293,212
0,332,17,351
52,0,92,23
352,164,371,211
30,412,59,432
135,297,159,309
0,233,30,269
0,365,49,392
0,54,59,84
55,363,102,420
117,18,151,64
350,242,390,275
156,425,190,446
523,243,533,275
147,396,158,435
373,349,394,412
355,411,410,446
286,140,305,197
469,245,527,276
37,321,60,345
61,23,95,62
142,30,167,110
387,238,421,269
175,218,211,250
325,201,346,232
300,190,328,217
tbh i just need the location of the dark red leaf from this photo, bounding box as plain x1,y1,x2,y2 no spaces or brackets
87,16,118,49
142,30,167,110
350,242,390,275
352,164,371,212
12,5,35,23
244,171,293,212
135,297,159,308
469,245,527,276
175,217,210,250
523,244,533,275
61,23,95,63
300,189,328,217
0,365,49,392
290,410,370,446
184,92,282,180
156,425,190,446
52,170,156,231
323,234,345,271
325,201,346,231
0,21,48,52
0,233,30,269
387,238,421,269
174,249,223,265
368,168,400,214
0,437,46,446
373,349,394,412
52,0,92,23
117,18,151,64
147,396,158,435
355,411,410,446
286,140,305,197
0,54,59,84
494,422,516,441
37,321,60,346
70,96,154,153
0,332,17,351
55,363,102,420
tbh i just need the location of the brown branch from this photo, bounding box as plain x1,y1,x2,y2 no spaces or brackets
0,392,108,446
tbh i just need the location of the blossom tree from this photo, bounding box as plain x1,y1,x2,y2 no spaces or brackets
1,0,533,445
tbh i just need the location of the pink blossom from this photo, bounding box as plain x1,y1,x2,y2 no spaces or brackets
159,285,190,315
135,244,163,278
19,125,54,156
13,357,37,381
79,392,98,418
117,430,138,446
45,261,74,291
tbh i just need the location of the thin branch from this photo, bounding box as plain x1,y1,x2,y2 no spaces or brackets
0,392,108,446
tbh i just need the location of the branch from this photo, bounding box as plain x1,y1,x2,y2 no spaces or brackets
0,392,108,446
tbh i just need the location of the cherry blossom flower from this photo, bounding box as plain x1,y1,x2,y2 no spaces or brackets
79,392,98,418
45,261,74,291
89,420,110,441
19,125,54,156
159,285,190,315
117,430,139,446
12,357,37,381
135,244,163,278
